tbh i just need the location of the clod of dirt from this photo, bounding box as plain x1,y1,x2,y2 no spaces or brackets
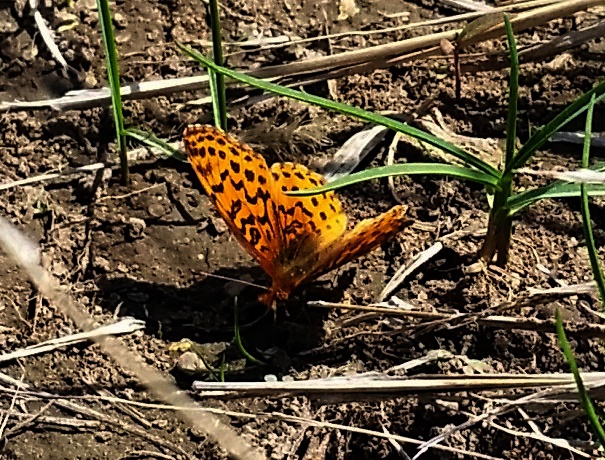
125,217,146,240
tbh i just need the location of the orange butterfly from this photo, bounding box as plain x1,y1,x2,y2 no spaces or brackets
183,124,411,306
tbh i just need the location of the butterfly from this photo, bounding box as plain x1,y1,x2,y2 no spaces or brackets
183,124,411,306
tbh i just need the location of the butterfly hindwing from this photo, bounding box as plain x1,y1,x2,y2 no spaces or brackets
269,162,346,249
310,205,411,281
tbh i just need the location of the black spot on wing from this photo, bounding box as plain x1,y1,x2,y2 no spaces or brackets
226,199,243,221
301,206,313,218
211,183,224,193
244,169,255,182
248,226,262,246
194,164,205,176
232,179,246,192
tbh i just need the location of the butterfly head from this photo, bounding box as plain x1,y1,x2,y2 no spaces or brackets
258,288,287,311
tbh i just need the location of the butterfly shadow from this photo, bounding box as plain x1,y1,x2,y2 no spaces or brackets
96,267,342,381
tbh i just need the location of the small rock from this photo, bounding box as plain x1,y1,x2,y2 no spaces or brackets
147,203,166,218
79,0,97,10
115,30,131,45
126,217,146,239
1,30,37,61
176,351,207,374
113,12,128,29
13,0,27,17
94,431,112,442
84,72,98,88
94,256,111,272
152,419,168,429
210,215,228,234
0,9,19,33
224,280,246,297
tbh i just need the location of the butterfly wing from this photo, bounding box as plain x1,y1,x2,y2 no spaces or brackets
266,163,411,299
266,163,347,295
292,204,412,287
269,162,346,251
183,125,279,277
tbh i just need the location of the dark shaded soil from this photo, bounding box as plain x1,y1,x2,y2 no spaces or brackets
1,0,605,458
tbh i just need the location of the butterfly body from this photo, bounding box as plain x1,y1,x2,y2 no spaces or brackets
183,124,411,306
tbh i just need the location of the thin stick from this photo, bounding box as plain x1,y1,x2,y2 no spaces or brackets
0,163,105,192
0,317,146,364
0,373,24,441
378,242,443,301
191,372,597,398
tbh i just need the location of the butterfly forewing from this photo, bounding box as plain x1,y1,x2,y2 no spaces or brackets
184,125,280,277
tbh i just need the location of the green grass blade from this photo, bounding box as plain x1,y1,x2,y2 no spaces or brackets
504,79,605,175
207,0,227,130
208,70,222,129
233,299,264,366
96,0,129,183
219,354,226,382
177,44,501,179
579,94,605,307
555,309,605,448
507,180,605,216
503,14,518,170
288,163,500,196
478,14,518,265
124,128,187,162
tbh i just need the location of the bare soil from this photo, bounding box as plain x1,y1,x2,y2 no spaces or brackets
1,0,605,459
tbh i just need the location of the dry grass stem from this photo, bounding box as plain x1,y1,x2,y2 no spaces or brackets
0,317,145,364
379,242,444,301
191,372,603,399
0,163,105,192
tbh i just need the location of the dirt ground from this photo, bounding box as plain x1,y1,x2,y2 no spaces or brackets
1,0,605,458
